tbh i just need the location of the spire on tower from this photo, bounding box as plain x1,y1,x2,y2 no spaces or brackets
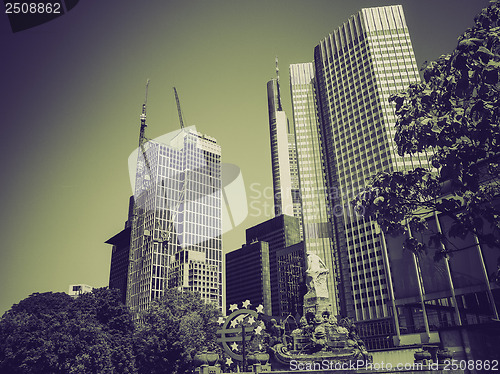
275,56,280,82
275,56,282,111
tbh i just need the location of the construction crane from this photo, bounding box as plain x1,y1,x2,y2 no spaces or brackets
130,85,190,303
139,80,153,177
173,87,185,129
139,79,150,146
158,89,189,259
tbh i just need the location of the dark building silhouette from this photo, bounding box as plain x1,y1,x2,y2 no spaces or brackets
226,241,272,315
105,196,134,304
245,214,303,316
276,241,305,318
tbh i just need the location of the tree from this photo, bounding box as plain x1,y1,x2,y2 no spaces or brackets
133,289,221,374
0,289,136,374
74,288,137,374
352,1,500,257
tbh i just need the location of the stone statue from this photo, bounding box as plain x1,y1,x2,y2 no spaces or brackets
305,251,330,299
310,313,328,352
268,319,283,347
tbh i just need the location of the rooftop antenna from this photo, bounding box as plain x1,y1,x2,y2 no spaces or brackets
128,79,151,310
275,55,280,81
173,87,185,129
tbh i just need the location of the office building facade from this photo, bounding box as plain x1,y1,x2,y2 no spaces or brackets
106,226,132,304
105,196,135,304
289,62,343,316
276,241,306,318
246,214,302,316
267,60,302,220
68,284,93,297
226,241,272,316
127,129,223,314
312,5,428,324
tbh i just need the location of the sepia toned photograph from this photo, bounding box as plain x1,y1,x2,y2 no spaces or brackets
0,0,498,373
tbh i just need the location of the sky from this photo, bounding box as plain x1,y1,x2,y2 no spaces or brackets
0,0,491,315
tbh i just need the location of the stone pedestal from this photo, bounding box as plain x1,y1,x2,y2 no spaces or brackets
303,292,331,316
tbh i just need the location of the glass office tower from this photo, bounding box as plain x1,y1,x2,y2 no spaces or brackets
127,129,223,314
289,62,343,316
313,5,428,322
267,60,302,220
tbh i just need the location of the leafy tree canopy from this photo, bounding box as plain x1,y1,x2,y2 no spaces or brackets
0,289,136,374
353,1,500,256
1,288,222,374
133,288,221,374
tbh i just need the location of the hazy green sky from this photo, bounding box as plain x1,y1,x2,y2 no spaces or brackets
0,0,490,315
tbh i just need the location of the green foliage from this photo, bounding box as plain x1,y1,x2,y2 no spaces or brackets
0,289,136,374
1,288,221,374
353,1,500,256
133,288,221,374
74,288,137,374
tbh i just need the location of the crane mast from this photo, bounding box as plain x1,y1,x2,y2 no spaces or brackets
138,80,153,177
173,87,185,129
139,80,150,147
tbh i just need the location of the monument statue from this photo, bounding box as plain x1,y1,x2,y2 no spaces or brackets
203,251,372,373
303,251,331,316
305,251,330,298
266,251,372,370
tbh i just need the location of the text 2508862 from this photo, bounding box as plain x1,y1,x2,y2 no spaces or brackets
5,2,61,14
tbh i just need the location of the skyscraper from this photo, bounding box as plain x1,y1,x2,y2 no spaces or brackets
267,58,302,219
276,241,306,318
289,62,343,316
286,6,432,346
312,5,428,324
246,214,302,316
127,128,223,314
105,196,134,304
226,241,272,316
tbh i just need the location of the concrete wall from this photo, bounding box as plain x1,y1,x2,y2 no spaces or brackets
398,332,440,346
439,323,500,364
372,347,420,367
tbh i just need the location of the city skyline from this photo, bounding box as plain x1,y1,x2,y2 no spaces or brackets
0,0,491,316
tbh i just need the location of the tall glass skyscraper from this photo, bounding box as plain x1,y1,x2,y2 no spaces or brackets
267,59,302,219
289,62,342,316
127,129,223,314
312,5,428,322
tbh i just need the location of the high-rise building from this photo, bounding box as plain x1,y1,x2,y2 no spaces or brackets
285,5,431,345
312,5,428,324
105,196,134,304
246,214,302,316
289,62,343,316
106,227,131,304
226,241,272,316
276,241,306,318
267,58,302,219
127,129,223,314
